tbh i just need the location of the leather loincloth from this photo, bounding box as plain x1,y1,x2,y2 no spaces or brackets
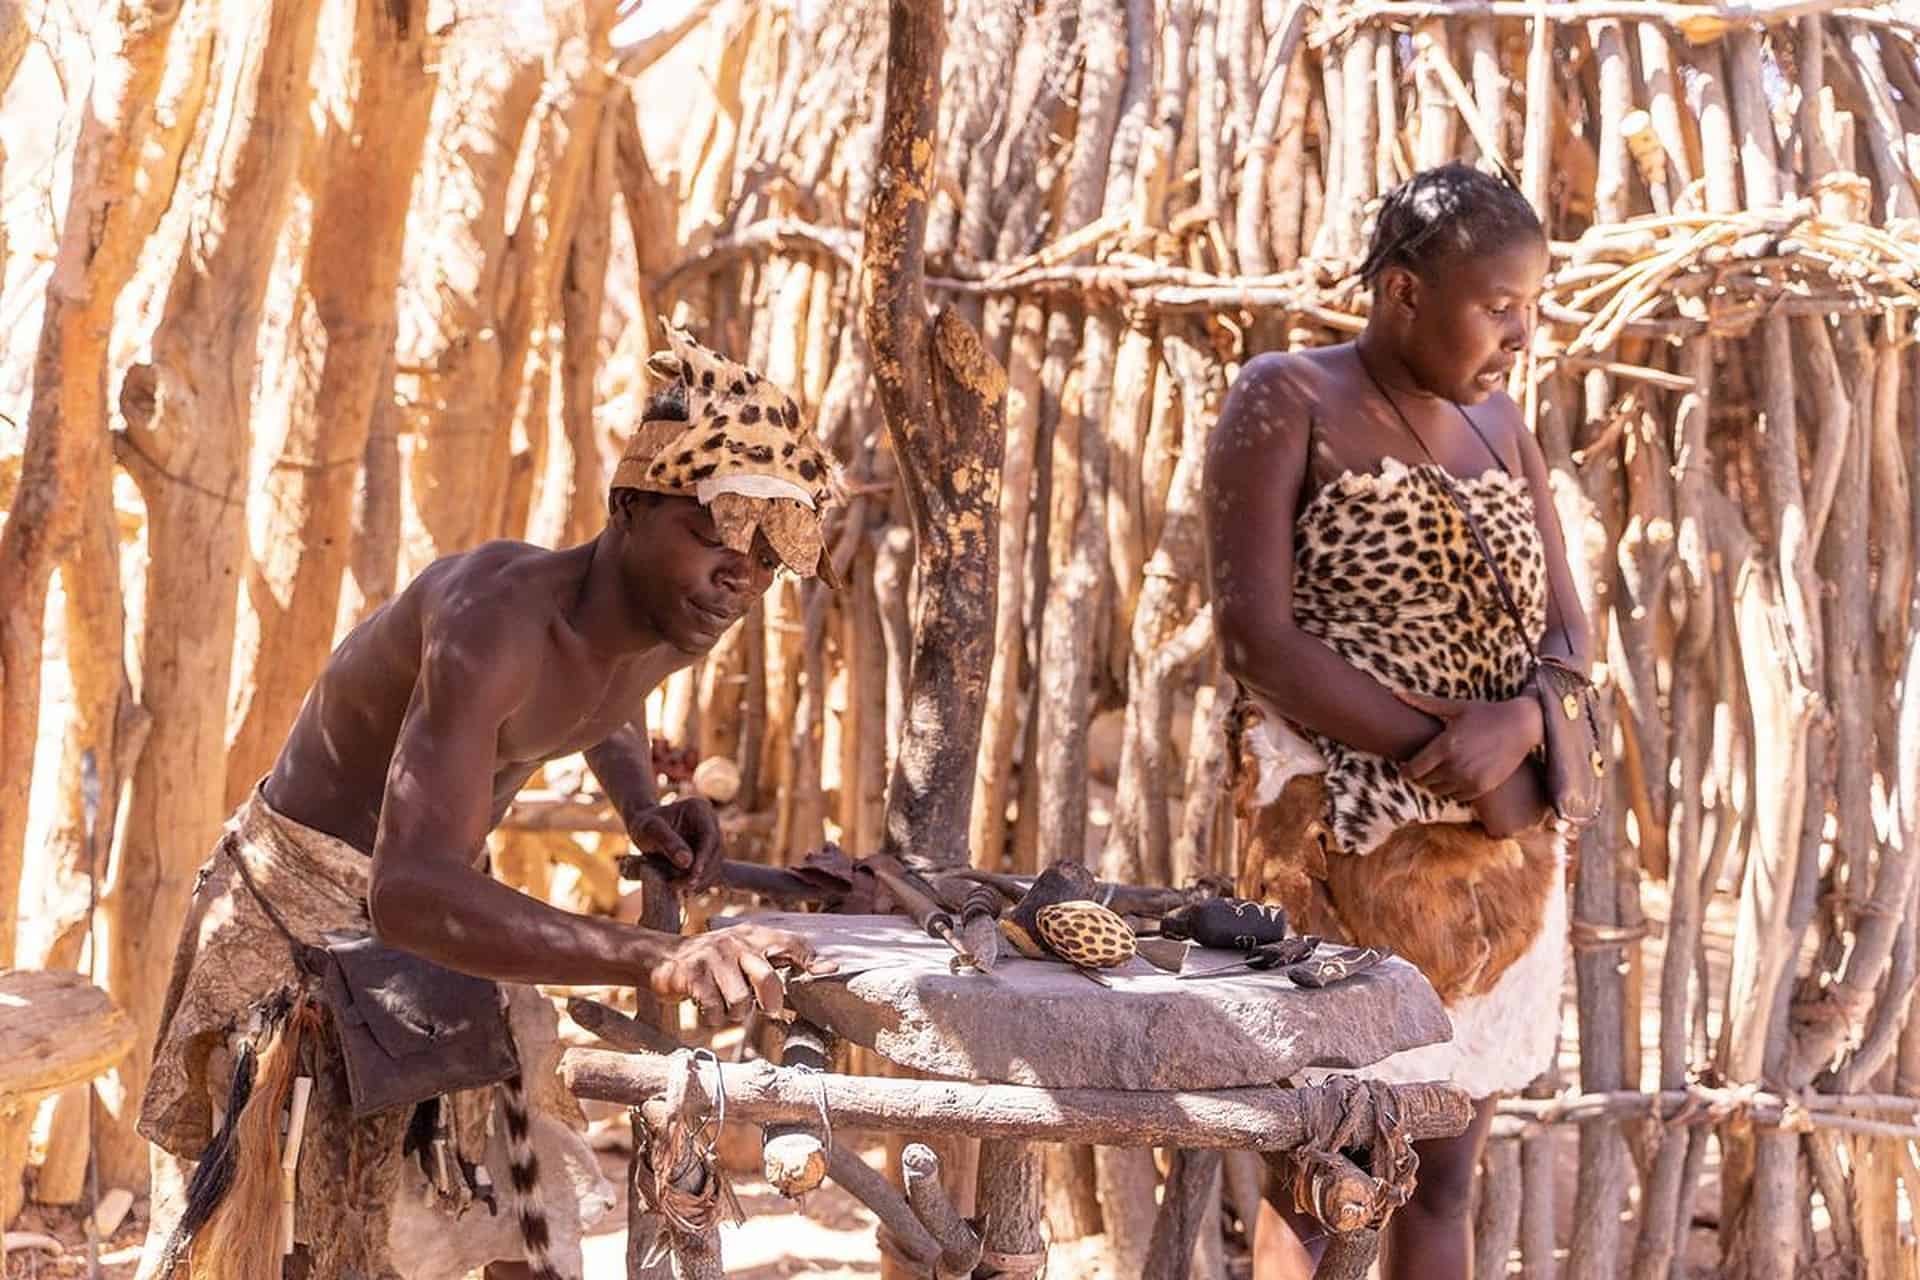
137,787,612,1279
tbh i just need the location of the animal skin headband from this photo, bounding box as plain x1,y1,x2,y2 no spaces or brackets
612,325,845,586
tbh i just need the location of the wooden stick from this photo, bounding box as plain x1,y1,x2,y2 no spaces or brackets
1629,337,1711,1280
901,1143,983,1278
823,1143,943,1270
1411,19,1458,168
1518,1071,1560,1280
1418,22,1504,173
1235,2,1311,275
1842,19,1920,221
761,1020,834,1198
1031,0,1132,888
1496,1086,1920,1127
564,1050,1475,1150
1315,1229,1383,1280
975,1140,1046,1278
1727,31,1782,206
1141,1150,1224,1280
1338,24,1380,259
1521,5,1555,218
634,1099,724,1280
1797,312,1854,552
1866,320,1913,661
569,996,683,1057
968,297,1044,872
278,1076,312,1259
1473,1138,1522,1280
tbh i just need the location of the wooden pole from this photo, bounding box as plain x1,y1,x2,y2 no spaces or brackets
565,1049,1476,1149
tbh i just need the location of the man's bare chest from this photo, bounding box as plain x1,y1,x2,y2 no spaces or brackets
494,654,676,765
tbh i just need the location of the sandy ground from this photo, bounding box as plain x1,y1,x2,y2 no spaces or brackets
2,1141,1160,1279
2,1146,889,1280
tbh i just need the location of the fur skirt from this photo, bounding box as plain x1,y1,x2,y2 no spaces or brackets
1233,706,1567,1098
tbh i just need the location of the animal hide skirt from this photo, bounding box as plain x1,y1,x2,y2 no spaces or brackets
136,787,613,1279
1231,702,1567,1098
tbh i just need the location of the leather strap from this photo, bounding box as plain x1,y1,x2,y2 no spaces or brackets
1355,353,1542,662
220,831,317,964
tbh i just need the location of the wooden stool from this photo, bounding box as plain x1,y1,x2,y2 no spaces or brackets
0,969,136,1228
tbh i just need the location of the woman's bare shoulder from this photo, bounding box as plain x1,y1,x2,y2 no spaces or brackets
1213,348,1343,461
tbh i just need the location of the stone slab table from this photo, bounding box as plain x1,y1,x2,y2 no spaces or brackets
566,913,1467,1280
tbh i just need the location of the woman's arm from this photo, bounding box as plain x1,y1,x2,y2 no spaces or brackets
1205,353,1446,762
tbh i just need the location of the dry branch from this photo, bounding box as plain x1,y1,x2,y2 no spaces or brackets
1314,1,1916,45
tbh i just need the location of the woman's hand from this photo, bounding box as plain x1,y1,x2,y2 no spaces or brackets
1395,689,1544,802
648,925,838,1026
1470,763,1553,838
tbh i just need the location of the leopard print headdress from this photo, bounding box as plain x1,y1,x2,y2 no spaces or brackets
612,325,845,586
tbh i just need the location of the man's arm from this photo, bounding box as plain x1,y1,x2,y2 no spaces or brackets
368,617,816,1020
585,711,725,889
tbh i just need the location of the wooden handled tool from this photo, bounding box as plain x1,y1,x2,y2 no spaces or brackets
866,854,993,974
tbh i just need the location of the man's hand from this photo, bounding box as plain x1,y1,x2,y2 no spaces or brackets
648,925,838,1026
1395,690,1543,803
628,797,725,890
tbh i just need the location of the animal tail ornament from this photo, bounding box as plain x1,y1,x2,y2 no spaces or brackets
499,1072,573,1280
157,992,318,1280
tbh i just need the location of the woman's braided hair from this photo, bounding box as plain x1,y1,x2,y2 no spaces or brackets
1358,162,1544,284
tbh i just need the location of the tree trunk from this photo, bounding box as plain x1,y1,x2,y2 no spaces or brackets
862,0,1006,871
0,0,197,975
1033,0,1130,871
395,13,547,570
224,0,437,802
527,113,614,552
102,0,322,1189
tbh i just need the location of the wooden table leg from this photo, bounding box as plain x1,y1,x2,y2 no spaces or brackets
973,1139,1044,1279
628,864,681,1280
1315,1227,1383,1280
1142,1149,1225,1279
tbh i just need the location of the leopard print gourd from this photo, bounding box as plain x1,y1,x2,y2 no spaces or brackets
1035,900,1137,968
1292,458,1545,855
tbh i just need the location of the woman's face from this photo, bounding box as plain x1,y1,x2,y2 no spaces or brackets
1382,235,1548,405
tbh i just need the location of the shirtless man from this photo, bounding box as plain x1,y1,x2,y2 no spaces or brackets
265,478,818,1020
140,327,846,1279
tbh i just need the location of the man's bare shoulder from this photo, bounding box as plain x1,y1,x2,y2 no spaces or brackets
403,540,581,670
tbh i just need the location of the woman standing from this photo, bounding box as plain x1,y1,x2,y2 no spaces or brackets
1204,163,1592,1279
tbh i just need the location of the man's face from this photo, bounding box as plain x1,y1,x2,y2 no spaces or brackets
1388,236,1547,405
613,493,780,654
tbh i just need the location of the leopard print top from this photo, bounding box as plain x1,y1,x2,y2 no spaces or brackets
1293,456,1546,855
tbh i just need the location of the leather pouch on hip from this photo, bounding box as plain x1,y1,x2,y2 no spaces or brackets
304,931,520,1120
